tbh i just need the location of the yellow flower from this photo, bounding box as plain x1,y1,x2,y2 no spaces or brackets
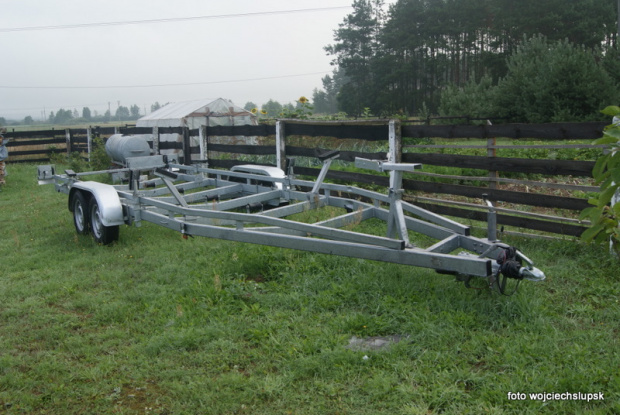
298,96,309,104
261,109,267,115
251,108,258,114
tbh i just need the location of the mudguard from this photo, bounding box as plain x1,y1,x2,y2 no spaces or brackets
69,182,124,227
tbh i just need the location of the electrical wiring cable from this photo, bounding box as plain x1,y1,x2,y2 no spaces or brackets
0,71,330,90
0,6,351,33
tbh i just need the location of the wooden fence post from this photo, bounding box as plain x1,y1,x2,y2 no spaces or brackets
65,129,72,156
487,128,498,190
276,120,286,170
388,120,402,190
388,119,402,163
86,127,92,162
612,189,619,254
612,146,619,255
152,127,159,155
182,127,191,165
199,125,208,166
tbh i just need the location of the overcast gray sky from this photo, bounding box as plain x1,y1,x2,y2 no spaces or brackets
0,0,395,121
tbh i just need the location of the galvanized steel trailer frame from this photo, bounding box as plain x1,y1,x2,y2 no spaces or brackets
38,153,545,286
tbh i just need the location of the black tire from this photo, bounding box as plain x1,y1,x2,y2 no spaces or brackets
89,199,119,245
71,191,90,235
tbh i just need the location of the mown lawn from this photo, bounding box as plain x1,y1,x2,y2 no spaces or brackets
0,163,618,414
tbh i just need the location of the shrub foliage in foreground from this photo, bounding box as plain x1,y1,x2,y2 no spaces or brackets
580,106,620,254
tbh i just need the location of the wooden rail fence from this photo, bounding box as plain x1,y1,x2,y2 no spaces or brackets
4,120,609,238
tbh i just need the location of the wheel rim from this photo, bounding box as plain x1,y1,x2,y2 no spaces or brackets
75,201,86,232
91,205,103,238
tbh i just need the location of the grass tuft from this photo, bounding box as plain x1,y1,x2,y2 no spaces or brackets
0,163,618,414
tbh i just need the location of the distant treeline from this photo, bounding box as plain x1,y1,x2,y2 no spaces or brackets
314,0,619,122
1,102,169,127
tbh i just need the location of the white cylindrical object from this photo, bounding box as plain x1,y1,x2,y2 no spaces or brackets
105,134,151,164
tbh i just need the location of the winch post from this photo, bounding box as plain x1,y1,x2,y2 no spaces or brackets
387,183,409,244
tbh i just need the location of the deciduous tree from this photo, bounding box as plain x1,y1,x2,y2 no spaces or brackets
82,107,91,120
115,106,130,121
261,99,283,117
130,105,141,119
244,102,258,112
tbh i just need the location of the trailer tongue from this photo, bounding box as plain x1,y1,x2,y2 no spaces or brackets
38,152,544,294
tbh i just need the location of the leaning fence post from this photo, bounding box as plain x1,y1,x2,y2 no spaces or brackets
276,120,286,170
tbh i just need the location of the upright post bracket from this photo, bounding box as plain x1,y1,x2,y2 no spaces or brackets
355,157,421,246
310,151,341,195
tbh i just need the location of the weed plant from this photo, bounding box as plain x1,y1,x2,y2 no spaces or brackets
0,164,618,414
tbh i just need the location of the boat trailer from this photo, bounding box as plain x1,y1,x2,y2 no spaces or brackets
37,151,545,294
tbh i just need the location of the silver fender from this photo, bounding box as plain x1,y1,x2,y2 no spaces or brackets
69,182,124,227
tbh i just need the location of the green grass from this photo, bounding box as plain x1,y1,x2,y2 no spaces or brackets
0,163,619,414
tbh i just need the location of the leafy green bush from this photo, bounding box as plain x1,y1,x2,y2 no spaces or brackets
47,138,110,173
48,145,65,165
580,106,620,254
89,136,111,171
67,152,88,172
439,75,496,121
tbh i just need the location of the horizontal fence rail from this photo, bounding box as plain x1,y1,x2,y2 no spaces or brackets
4,119,608,238
401,121,606,140
402,152,595,177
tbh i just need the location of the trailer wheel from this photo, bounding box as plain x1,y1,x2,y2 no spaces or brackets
71,191,90,235
89,199,119,245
